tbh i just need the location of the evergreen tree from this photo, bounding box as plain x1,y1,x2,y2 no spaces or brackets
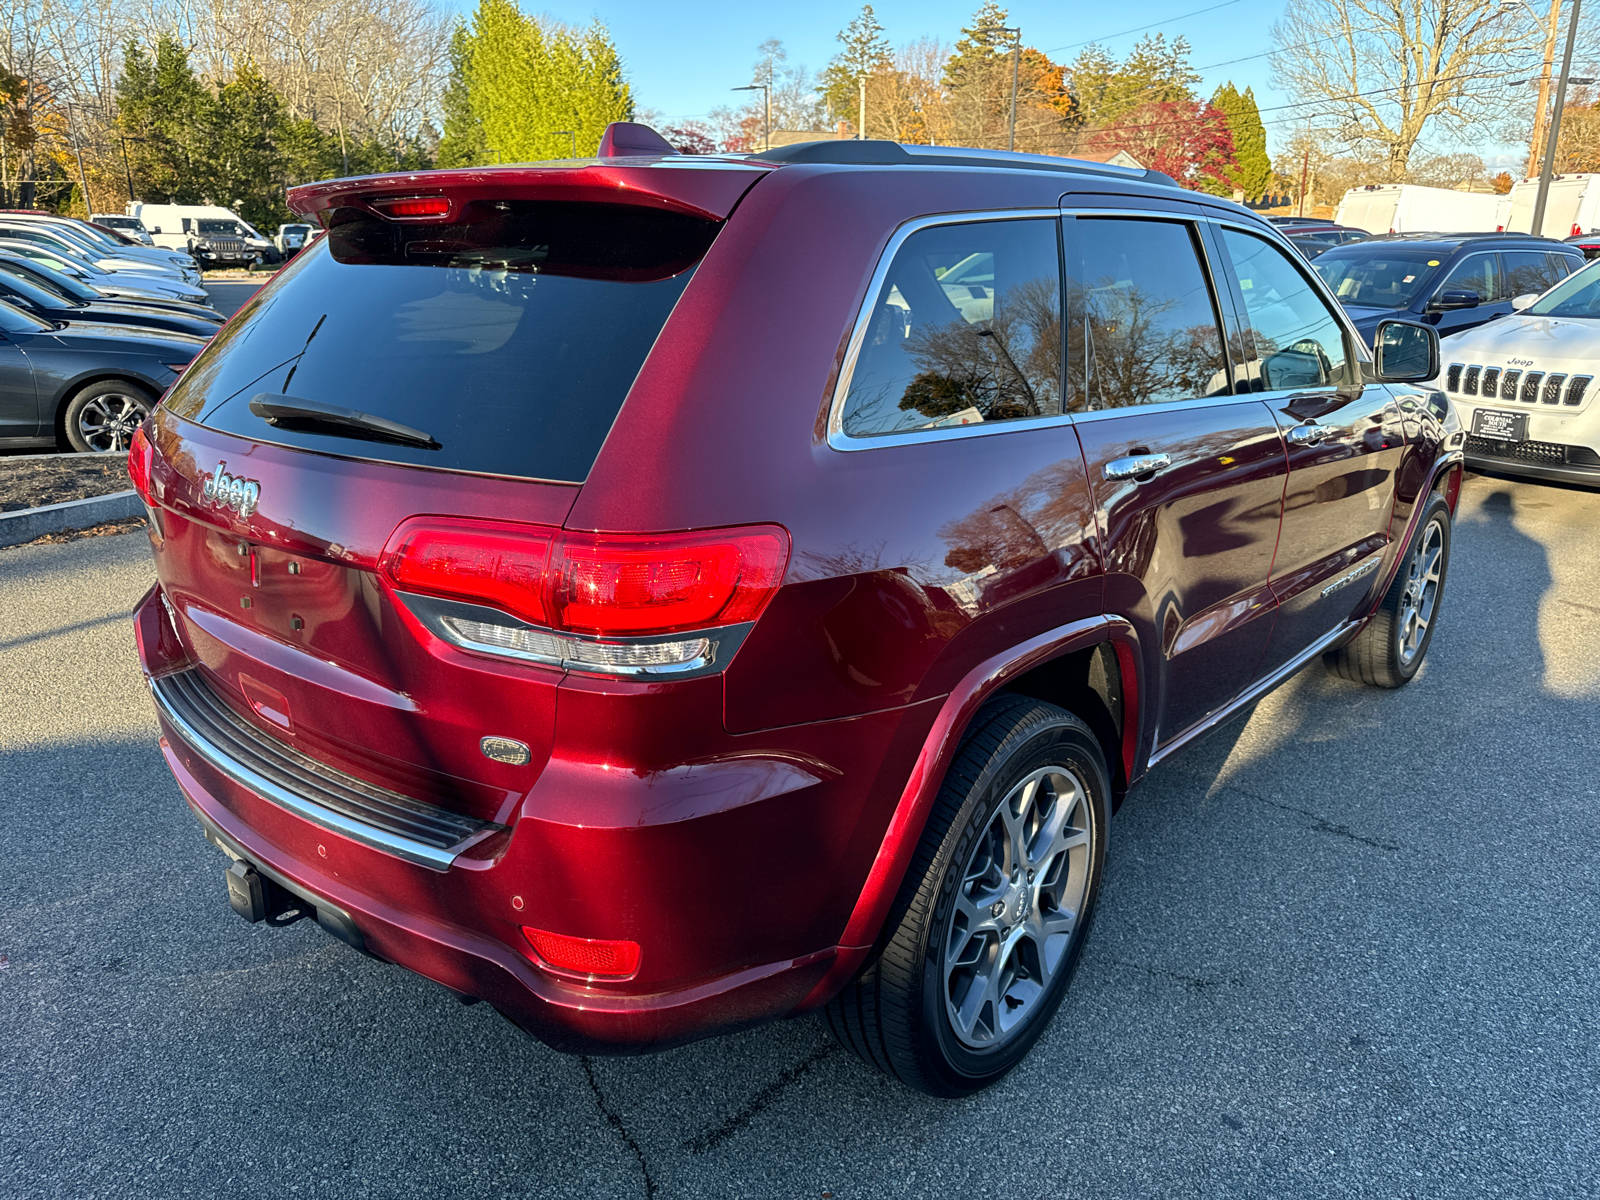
1070,34,1198,126
821,5,892,121
117,37,213,204
438,22,488,167
210,62,288,228
1210,82,1270,199
462,0,631,162
943,2,1012,92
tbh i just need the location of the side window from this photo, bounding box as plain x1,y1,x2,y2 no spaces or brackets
1547,252,1576,280
1504,250,1562,297
1066,217,1229,409
1438,253,1499,302
1219,228,1351,391
838,218,1062,438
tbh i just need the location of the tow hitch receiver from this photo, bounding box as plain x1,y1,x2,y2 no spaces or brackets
226,860,282,922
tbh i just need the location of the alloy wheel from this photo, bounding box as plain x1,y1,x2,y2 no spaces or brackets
1397,517,1445,666
76,391,150,452
943,764,1093,1049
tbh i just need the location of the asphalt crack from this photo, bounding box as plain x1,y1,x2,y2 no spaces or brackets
1235,786,1402,852
579,1056,658,1198
684,1042,838,1155
1115,960,1243,993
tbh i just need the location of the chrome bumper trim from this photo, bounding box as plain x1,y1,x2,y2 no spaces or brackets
151,669,499,872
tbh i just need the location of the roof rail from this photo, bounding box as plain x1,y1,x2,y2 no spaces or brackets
748,138,1177,187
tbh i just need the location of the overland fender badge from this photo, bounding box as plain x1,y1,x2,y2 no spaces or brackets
201,461,261,518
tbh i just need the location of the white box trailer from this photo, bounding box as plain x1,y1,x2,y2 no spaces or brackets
1504,174,1600,237
1333,184,1504,234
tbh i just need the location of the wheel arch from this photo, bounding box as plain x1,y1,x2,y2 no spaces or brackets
798,615,1143,1010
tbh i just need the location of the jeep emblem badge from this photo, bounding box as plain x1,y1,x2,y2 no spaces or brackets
201,462,261,517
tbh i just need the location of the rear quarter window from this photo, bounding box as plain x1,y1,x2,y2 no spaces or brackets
165,201,718,483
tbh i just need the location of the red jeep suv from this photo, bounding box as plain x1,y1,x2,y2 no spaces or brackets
131,126,1461,1096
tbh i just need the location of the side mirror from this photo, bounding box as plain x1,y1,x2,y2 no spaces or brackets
150,226,161,234
1372,319,1439,383
1432,287,1480,311
1511,293,1539,311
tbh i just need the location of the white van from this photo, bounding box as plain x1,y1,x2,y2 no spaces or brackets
126,203,278,265
1334,184,1504,234
1504,175,1600,238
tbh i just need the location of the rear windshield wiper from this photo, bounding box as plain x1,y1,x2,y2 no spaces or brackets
247,393,440,450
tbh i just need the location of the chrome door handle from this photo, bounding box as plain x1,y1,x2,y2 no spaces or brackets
1287,423,1338,446
1103,453,1171,481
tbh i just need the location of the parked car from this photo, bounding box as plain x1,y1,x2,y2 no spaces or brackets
131,128,1461,1098
0,217,200,282
0,238,212,306
0,257,223,339
1563,231,1600,260
1,210,196,270
274,223,314,256
1433,255,1600,487
92,213,155,245
1288,224,1370,259
0,298,201,450
0,251,220,321
1311,232,1583,345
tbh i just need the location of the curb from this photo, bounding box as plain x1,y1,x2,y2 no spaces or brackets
0,490,143,549
0,450,111,463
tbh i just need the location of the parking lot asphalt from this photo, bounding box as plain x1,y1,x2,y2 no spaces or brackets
1,472,1596,1200
204,279,266,319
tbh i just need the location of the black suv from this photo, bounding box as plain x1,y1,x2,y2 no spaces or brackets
1311,232,1583,345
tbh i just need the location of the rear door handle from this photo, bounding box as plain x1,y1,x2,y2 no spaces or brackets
1103,453,1171,481
1287,423,1338,446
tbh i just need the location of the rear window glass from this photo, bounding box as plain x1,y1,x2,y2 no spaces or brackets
165,201,718,482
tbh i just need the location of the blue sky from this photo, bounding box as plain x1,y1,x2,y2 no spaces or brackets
444,0,1524,165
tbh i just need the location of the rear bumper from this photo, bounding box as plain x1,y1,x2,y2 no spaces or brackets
133,581,868,1053
159,730,836,1052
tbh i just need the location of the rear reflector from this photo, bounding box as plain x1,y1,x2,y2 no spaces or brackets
382,518,788,638
522,927,641,979
128,426,155,506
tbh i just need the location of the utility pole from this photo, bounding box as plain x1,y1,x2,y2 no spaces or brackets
1532,0,1583,237
1299,144,1310,217
118,136,138,201
553,130,577,157
1008,32,1020,152
1527,0,1564,177
732,83,771,150
980,24,1023,151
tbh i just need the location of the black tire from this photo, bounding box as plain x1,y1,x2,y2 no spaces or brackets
1324,493,1451,688
60,380,154,453
825,694,1109,1097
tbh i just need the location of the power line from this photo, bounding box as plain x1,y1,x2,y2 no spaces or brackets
1037,0,1249,56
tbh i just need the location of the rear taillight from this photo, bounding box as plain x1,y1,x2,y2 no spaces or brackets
554,528,788,635
521,927,641,980
384,518,554,626
128,426,155,506
381,518,790,676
